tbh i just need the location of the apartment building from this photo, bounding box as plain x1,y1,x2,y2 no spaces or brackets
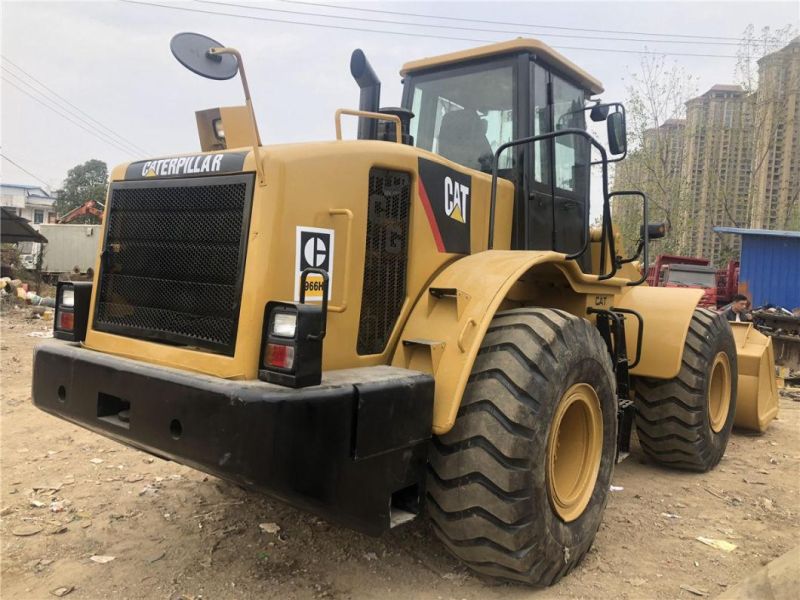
612,37,799,265
748,36,800,230
681,85,754,262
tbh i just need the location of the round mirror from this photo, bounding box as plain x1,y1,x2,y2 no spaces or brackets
170,32,238,80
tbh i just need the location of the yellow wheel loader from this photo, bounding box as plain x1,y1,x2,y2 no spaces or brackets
32,33,778,586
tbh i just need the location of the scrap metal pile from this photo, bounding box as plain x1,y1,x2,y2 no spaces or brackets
752,307,800,371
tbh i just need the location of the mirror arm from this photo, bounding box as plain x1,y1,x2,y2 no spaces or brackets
607,190,649,286
209,47,266,187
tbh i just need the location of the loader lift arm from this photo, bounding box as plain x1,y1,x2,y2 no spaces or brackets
57,199,105,224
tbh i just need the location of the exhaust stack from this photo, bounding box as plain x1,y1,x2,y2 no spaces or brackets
350,49,381,140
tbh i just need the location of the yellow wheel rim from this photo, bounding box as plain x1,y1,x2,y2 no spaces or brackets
708,352,732,433
546,383,603,522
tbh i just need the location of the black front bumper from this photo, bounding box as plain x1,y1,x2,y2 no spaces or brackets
32,342,434,535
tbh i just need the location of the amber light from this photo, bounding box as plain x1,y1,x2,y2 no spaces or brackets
58,311,75,332
265,343,294,370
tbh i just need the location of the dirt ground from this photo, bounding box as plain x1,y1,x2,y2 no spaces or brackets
2,308,799,600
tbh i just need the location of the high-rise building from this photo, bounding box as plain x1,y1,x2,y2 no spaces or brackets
681,85,754,262
611,37,799,265
643,118,686,177
748,36,800,230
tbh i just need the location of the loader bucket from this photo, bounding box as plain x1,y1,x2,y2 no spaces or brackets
729,322,779,433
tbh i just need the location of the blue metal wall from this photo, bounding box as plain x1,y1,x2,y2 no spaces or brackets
739,234,800,308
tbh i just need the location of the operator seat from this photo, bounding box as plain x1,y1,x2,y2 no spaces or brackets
437,110,493,172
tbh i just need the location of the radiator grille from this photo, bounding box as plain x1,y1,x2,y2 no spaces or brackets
93,175,253,355
357,169,411,355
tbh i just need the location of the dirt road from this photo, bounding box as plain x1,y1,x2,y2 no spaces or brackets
2,309,799,599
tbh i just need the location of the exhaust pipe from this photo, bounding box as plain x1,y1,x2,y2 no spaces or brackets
350,49,381,140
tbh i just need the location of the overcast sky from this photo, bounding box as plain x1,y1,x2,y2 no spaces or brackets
1,0,797,194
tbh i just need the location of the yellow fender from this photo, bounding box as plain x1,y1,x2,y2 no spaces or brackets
393,250,711,435
393,250,561,433
392,250,633,434
613,285,704,379
729,322,779,432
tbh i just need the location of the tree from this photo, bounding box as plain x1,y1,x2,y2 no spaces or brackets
612,54,698,257
614,25,797,264
55,159,108,222
735,25,796,93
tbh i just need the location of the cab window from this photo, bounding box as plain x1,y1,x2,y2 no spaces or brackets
552,75,587,192
531,62,550,184
408,62,514,172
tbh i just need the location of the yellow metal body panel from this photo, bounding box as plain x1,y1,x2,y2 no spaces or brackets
393,250,566,434
613,285,704,379
729,323,779,432
391,249,702,434
400,38,604,95
86,142,514,380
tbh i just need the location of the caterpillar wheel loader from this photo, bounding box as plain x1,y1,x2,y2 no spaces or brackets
32,33,778,586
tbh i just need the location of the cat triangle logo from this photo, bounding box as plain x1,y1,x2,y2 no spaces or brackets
449,202,465,223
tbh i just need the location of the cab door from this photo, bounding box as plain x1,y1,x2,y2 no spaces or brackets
525,61,591,269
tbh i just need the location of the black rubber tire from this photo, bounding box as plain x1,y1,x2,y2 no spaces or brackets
426,308,617,586
632,308,737,472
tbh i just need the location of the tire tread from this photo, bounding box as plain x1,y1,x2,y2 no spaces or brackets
633,309,736,472
427,308,615,585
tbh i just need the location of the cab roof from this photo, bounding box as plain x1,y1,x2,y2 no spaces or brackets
400,38,604,96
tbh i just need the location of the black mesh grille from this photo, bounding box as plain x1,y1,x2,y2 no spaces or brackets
357,169,411,355
94,175,253,355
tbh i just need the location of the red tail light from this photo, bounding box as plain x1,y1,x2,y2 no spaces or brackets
265,343,294,370
58,311,75,332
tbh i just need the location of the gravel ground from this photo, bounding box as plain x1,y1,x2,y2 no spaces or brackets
2,308,799,599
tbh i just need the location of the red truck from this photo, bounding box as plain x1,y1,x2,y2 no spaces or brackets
647,255,740,309
716,260,740,307
647,255,718,308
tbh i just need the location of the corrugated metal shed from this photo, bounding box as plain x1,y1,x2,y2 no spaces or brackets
714,227,800,308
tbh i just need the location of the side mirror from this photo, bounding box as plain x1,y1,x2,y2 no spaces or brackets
641,222,667,240
607,111,627,156
170,32,238,80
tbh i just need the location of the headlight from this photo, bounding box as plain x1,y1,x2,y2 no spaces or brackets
272,311,297,338
260,296,326,388
212,118,225,141
60,287,75,308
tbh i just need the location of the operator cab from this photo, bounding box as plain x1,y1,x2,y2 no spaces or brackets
400,40,624,267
